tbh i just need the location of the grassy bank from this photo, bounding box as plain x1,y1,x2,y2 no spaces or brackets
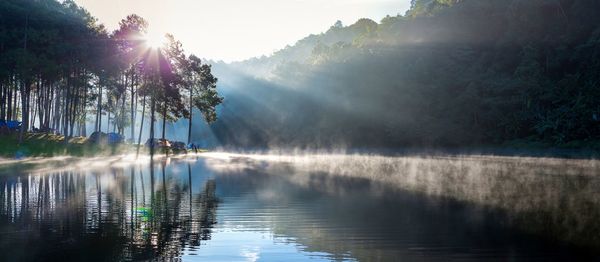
0,133,133,158
2,133,598,160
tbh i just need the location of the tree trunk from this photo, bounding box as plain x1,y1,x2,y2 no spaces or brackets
63,79,70,144
19,13,29,144
130,69,136,141
53,85,60,133
161,105,166,140
106,109,111,134
1,82,5,121
149,96,156,156
120,72,127,136
81,77,88,137
18,80,28,144
7,84,12,121
188,88,193,145
95,84,102,133
136,94,146,158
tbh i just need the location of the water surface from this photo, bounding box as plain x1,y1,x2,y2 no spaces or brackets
0,153,599,261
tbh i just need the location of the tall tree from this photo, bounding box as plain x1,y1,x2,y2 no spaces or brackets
181,55,223,145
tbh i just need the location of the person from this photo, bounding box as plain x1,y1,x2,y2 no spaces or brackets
188,142,198,153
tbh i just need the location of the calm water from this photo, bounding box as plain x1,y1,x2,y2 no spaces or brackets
0,153,599,261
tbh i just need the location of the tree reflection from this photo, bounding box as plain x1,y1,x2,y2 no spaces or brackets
0,160,218,261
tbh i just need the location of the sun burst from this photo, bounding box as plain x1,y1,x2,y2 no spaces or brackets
144,30,166,49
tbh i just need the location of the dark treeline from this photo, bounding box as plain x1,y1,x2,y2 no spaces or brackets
211,0,600,149
0,0,222,145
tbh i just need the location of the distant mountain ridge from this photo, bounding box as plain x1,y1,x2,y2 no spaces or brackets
225,17,380,79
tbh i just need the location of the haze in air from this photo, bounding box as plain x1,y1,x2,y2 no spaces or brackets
1,0,600,261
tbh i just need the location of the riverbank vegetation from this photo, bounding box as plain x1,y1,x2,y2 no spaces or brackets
0,133,208,158
0,0,223,151
0,133,128,157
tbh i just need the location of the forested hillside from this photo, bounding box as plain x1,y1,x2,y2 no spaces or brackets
0,0,221,145
210,0,600,149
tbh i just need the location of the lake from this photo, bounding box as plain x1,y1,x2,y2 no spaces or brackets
0,153,599,261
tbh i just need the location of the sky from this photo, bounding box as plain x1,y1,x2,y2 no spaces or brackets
74,0,411,62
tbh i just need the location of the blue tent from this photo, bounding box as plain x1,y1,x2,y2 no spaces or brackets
0,120,22,130
107,133,124,144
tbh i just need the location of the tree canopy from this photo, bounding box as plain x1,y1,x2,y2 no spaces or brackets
0,0,223,145
212,0,600,149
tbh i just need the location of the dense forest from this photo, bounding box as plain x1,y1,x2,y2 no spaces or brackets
3,0,600,150
0,0,222,146
208,0,600,149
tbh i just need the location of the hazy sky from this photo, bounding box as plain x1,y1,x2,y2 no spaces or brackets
74,0,411,62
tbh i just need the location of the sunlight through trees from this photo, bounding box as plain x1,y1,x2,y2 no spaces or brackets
0,0,223,147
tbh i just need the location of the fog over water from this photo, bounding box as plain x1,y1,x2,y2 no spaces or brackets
1,153,599,261
4,1,600,260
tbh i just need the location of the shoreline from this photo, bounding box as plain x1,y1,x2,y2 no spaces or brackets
212,146,600,160
0,133,206,158
0,152,209,174
2,133,600,161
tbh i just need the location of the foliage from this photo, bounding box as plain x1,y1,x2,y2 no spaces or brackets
0,0,222,148
212,0,600,149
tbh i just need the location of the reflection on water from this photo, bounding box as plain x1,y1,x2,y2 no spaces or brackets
0,153,599,261
0,158,218,261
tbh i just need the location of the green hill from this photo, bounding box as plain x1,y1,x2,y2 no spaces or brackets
209,0,600,149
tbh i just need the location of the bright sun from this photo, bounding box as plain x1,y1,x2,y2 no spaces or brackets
144,30,166,49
